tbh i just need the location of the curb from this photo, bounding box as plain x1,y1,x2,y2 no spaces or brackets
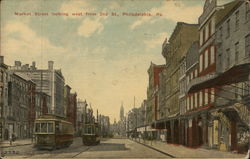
129,138,175,158
0,143,32,148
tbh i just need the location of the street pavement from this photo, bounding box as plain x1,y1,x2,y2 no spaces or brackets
132,138,246,158
0,139,33,148
0,137,247,159
0,138,169,159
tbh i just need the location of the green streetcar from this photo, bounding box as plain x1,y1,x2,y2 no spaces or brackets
82,123,100,146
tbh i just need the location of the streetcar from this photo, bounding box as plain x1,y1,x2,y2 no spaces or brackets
34,114,74,150
82,122,100,146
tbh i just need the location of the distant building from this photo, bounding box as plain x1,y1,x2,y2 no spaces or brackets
99,115,110,137
120,103,124,122
76,99,87,136
67,93,77,131
146,62,165,123
158,69,167,120
9,61,65,117
35,92,50,117
64,85,71,119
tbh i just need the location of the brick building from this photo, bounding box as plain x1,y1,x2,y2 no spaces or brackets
0,56,8,141
67,93,77,131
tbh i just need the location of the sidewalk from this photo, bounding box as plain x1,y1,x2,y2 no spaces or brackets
0,139,33,148
132,138,246,158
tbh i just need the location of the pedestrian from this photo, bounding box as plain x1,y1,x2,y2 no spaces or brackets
12,134,16,142
9,133,12,146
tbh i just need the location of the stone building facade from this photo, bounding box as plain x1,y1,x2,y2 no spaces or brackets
159,22,199,144
9,61,65,117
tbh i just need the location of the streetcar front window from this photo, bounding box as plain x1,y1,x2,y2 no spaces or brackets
35,123,41,132
41,123,47,133
85,125,94,134
48,123,53,133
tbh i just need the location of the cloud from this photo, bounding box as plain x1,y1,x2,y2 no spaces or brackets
77,17,104,38
60,0,95,19
144,32,168,49
130,1,202,30
130,16,152,30
2,21,69,68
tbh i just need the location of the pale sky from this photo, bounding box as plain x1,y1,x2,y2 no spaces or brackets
0,0,233,123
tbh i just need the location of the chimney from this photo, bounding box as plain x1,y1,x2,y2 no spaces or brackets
31,61,36,70
0,56,3,64
48,61,54,70
15,61,22,67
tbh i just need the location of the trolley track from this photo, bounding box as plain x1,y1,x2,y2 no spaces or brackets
130,139,175,158
71,146,91,158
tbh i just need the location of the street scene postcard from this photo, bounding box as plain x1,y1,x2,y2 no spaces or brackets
0,0,250,158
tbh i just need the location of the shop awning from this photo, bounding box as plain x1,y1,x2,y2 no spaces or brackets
188,63,250,93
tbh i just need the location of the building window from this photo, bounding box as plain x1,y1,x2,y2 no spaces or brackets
209,21,212,37
205,50,208,69
205,89,208,105
197,92,200,107
226,48,231,69
226,19,230,38
211,17,215,35
194,93,197,108
199,91,203,107
211,88,215,103
211,46,215,64
235,11,239,31
246,34,250,57
200,31,203,46
0,71,3,82
187,96,189,110
246,3,250,22
235,42,239,63
194,69,198,78
0,87,3,97
205,25,209,41
191,95,193,110
199,54,203,72
203,29,205,44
